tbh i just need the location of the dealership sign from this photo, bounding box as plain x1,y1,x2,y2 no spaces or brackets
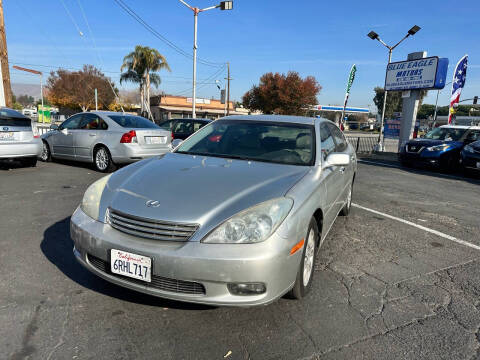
385,56,449,91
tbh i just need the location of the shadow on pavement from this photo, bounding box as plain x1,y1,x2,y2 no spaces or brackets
40,217,214,311
358,157,480,185
0,159,32,170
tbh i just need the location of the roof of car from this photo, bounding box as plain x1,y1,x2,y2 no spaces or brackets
89,111,141,117
0,107,30,119
219,114,327,125
440,125,480,130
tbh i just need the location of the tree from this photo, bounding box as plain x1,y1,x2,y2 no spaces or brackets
373,87,428,119
47,65,117,111
16,94,35,107
242,71,321,115
120,45,171,118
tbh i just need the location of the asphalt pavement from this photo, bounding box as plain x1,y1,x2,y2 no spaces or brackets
1,159,480,360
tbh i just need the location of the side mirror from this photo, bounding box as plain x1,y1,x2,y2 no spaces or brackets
50,124,59,131
324,153,350,168
171,139,183,148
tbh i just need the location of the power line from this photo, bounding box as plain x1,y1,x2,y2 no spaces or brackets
112,0,223,68
176,64,226,96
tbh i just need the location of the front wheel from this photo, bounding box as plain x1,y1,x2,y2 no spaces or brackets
94,146,116,173
289,218,318,300
40,141,51,162
340,183,353,216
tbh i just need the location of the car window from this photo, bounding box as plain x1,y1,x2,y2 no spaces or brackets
320,123,336,161
60,114,82,130
79,114,108,130
193,121,208,132
466,130,480,142
328,123,348,152
424,127,467,141
0,117,31,127
173,120,193,133
176,120,315,166
109,115,160,129
159,120,174,130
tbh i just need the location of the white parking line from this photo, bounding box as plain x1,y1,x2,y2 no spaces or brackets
352,203,480,251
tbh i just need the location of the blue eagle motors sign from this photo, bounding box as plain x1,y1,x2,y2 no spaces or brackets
384,56,449,91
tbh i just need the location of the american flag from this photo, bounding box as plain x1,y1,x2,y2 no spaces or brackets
449,55,468,124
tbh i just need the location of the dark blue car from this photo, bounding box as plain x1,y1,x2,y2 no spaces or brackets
461,139,480,173
399,126,480,171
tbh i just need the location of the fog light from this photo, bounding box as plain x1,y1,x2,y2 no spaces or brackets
227,283,266,296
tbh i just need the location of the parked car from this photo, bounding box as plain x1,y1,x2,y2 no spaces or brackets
399,125,480,171
158,118,212,140
0,107,41,167
71,115,356,306
41,112,172,172
461,139,480,174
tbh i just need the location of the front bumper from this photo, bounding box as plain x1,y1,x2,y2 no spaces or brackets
0,140,42,159
399,150,446,167
70,207,301,306
111,143,171,164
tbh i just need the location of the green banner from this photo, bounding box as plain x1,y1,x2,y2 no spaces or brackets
346,64,356,94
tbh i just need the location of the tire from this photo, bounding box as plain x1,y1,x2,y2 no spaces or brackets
340,182,353,216
94,146,116,173
40,141,51,162
289,218,319,300
22,157,37,167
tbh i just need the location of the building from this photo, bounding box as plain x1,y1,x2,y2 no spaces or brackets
150,94,248,122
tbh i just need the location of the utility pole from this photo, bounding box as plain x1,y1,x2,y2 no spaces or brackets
94,88,98,111
225,62,232,115
0,0,12,108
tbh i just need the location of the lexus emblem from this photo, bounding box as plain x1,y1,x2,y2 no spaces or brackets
2,127,8,131
146,200,161,208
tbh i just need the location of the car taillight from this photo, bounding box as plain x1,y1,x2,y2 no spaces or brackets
32,124,39,138
171,131,174,140
120,130,137,143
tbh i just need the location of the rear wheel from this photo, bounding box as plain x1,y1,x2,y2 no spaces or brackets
289,218,318,300
40,141,51,162
94,146,116,173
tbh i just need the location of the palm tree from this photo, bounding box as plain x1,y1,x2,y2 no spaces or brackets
120,45,171,118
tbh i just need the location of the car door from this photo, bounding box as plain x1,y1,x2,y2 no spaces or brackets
172,119,194,140
328,122,353,203
74,114,107,161
52,114,82,158
319,123,344,229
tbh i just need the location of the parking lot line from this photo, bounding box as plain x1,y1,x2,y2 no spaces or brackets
352,203,480,251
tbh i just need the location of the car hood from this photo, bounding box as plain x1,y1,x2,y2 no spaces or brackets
103,153,309,239
406,138,463,148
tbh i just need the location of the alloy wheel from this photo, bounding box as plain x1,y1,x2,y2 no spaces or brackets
303,228,316,286
95,148,108,171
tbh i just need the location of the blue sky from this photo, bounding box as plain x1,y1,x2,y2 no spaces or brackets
4,0,480,111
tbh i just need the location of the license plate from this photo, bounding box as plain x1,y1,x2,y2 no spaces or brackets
145,136,166,144
110,249,151,282
477,162,480,169
0,132,13,140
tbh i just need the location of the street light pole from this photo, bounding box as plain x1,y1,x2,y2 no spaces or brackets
179,1,233,119
367,25,420,151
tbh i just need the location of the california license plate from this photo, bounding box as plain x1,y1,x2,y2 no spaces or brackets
145,136,166,144
0,132,13,140
110,249,151,282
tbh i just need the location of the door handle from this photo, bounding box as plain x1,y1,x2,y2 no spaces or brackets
89,134,96,137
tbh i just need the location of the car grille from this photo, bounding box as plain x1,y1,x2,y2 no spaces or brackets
87,254,206,295
406,144,423,153
107,208,199,241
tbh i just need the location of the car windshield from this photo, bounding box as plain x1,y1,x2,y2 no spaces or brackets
0,117,31,127
175,120,315,166
424,128,466,141
109,115,160,129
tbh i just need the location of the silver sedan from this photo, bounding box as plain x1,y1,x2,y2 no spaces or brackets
41,111,172,172
70,115,356,306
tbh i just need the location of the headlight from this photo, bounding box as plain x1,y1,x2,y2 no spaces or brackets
464,145,475,153
202,198,293,244
80,174,112,220
426,144,451,152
